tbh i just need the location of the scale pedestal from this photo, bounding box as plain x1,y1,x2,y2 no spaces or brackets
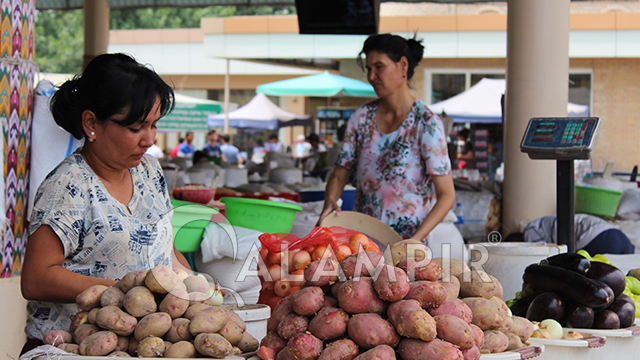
521,117,601,253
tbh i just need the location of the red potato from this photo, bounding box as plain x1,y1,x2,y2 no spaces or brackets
462,345,481,360
134,312,173,341
374,265,410,302
489,296,510,318
260,330,287,354
387,299,437,342
337,277,387,314
193,333,233,358
434,314,476,350
100,286,126,308
145,264,179,294
428,298,473,324
353,344,396,360
158,289,190,319
304,259,340,286
291,286,324,316
74,324,100,345
79,331,118,356
166,318,193,343
308,307,349,340
440,276,461,299
331,281,343,298
510,316,534,342
56,343,80,354
96,306,138,336
276,333,323,360
405,281,447,309
277,314,309,340
490,275,503,299
348,313,400,350
123,286,157,317
432,258,470,280
461,297,505,330
469,324,484,348
397,257,442,282
43,330,73,346
76,285,109,311
323,295,339,308
397,338,464,360
340,251,384,279
115,270,148,293
318,339,359,360
480,330,509,354
237,332,260,353
267,296,294,331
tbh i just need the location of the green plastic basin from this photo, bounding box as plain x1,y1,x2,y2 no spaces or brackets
220,197,302,234
171,199,219,253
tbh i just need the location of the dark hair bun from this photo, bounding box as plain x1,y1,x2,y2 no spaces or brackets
406,37,425,65
50,78,85,140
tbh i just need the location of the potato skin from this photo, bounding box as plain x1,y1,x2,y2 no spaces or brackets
277,333,323,360
348,313,400,350
374,265,410,302
353,344,396,360
318,339,359,360
291,286,324,316
183,274,210,294
461,297,505,330
56,343,80,354
277,314,309,340
237,332,259,353
397,338,464,360
260,330,287,354
68,310,90,334
189,306,229,336
481,330,509,354
134,312,172,341
115,270,148,293
308,306,349,340
428,298,473,324
76,285,109,311
96,306,138,336
123,286,157,317
100,286,126,308
337,277,387,314
193,333,233,358
440,276,461,299
267,296,294,331
218,320,244,346
387,299,437,342
43,329,73,346
397,258,442,282
145,264,178,294
183,303,210,320
158,289,190,319
304,259,340,286
79,331,118,356
405,281,447,309
510,316,534,342
137,336,165,357
457,271,497,299
166,318,193,343
340,251,384,279
74,324,100,345
164,340,196,358
434,314,476,350
469,324,485,348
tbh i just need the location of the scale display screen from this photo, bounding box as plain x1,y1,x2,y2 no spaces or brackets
521,117,600,160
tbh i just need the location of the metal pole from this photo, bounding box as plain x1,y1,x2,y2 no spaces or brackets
83,0,110,70
224,58,230,134
557,160,575,252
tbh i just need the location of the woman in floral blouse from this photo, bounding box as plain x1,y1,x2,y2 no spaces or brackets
319,34,456,242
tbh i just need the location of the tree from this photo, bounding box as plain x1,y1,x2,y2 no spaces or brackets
35,6,296,74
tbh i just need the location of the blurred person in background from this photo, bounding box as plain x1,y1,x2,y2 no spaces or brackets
293,133,311,158
263,133,284,153
220,134,244,165
169,137,184,158
202,129,225,161
456,128,474,170
318,33,455,242
177,131,195,157
145,138,164,159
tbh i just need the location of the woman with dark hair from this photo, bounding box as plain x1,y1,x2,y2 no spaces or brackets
20,53,191,352
319,34,456,242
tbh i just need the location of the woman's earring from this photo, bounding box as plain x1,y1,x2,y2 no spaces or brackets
88,131,95,142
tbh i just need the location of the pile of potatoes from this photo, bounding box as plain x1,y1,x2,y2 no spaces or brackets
257,242,535,360
42,265,259,358
257,233,382,309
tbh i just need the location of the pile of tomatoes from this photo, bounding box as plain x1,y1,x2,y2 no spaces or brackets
257,233,382,309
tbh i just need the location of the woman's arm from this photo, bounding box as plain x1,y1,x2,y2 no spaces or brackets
21,225,116,303
410,174,456,242
172,246,193,273
318,165,352,224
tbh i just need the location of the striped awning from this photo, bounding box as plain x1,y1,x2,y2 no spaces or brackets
35,0,504,10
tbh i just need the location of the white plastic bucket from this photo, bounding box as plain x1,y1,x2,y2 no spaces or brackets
224,304,271,342
566,324,640,360
527,335,605,360
467,242,567,300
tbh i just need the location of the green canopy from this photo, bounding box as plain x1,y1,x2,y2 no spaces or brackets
158,93,223,132
256,71,377,98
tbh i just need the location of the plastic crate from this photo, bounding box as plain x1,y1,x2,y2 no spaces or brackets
575,186,623,218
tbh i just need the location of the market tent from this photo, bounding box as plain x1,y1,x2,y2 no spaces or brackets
256,71,377,98
428,78,590,123
207,93,312,130
158,94,226,132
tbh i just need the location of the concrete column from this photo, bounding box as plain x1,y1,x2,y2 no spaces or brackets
502,0,571,234
83,0,110,69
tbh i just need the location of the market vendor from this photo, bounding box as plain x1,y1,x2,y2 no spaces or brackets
319,33,456,242
20,53,192,353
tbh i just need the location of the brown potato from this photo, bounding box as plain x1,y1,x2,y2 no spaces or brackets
145,264,178,294
96,306,138,336
137,336,165,357
218,321,244,346
158,289,190,319
189,306,230,336
43,329,73,346
134,312,173,341
183,303,210,320
237,332,259,353
166,318,193,343
193,333,232,358
74,324,100,345
164,341,196,358
183,274,210,294
123,286,157,317
76,285,109,311
115,270,148,293
100,286,126,308
87,307,100,324
79,331,118,356
68,310,90,333
56,343,79,354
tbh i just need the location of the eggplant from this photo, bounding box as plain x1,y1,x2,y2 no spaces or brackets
560,303,594,329
608,297,636,328
526,292,566,322
540,253,591,275
593,309,620,329
585,261,626,297
590,279,615,311
509,291,542,317
523,264,614,308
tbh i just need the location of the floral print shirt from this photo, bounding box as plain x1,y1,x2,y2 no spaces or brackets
25,149,174,340
336,99,452,239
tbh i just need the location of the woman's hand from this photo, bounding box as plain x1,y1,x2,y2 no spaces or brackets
318,199,341,225
316,165,352,226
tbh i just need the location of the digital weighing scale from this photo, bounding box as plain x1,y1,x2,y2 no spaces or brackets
520,117,601,252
